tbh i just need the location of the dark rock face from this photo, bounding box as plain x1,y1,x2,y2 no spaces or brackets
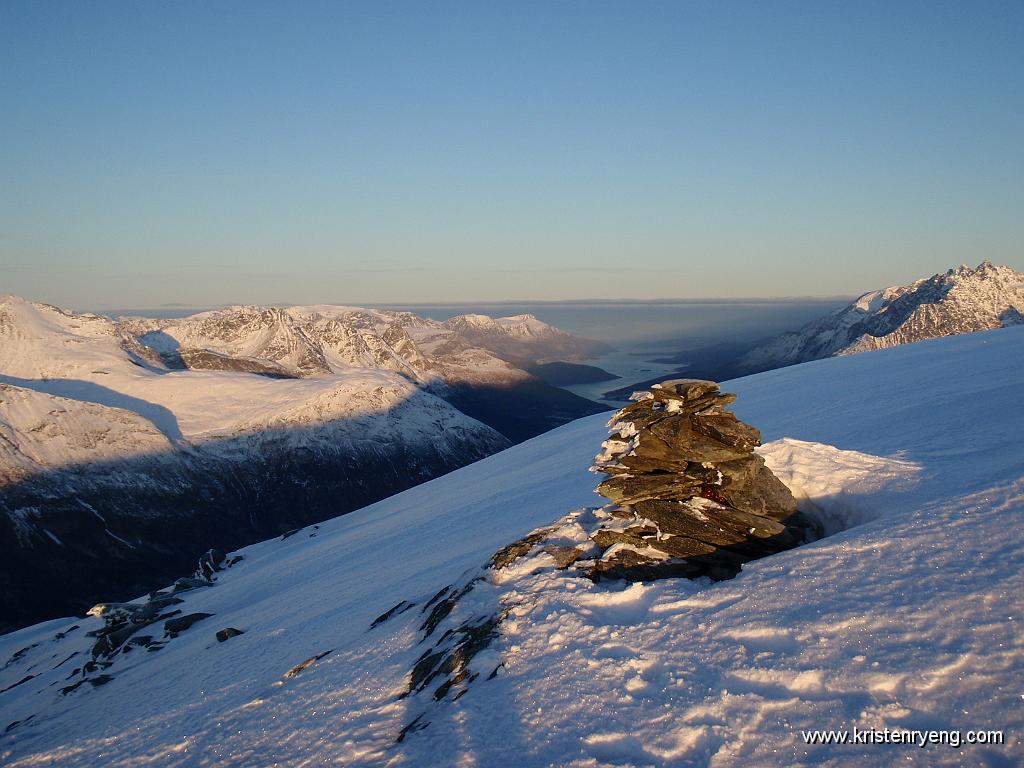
439,379,608,444
174,349,300,379
0,423,505,634
588,379,812,581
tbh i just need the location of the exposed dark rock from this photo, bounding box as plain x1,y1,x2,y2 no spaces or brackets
406,649,446,698
3,644,38,669
716,455,799,520
0,674,36,694
173,577,213,592
6,715,34,733
396,713,429,743
51,651,78,670
52,543,244,706
632,499,797,549
215,627,244,642
370,600,417,629
164,613,213,637
691,413,761,452
420,579,481,639
59,674,112,696
53,625,79,640
175,348,300,379
404,612,507,701
59,680,86,696
86,595,185,658
196,549,226,579
544,545,586,569
283,650,333,679
422,585,452,610
652,379,721,400
597,473,702,506
490,527,555,569
81,660,112,676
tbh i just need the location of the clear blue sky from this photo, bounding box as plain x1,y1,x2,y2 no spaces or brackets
2,1,1021,308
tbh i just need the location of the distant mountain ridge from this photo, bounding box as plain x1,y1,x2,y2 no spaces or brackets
120,305,605,380
0,297,605,630
738,261,1024,372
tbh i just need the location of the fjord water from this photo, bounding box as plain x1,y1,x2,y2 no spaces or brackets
384,299,847,345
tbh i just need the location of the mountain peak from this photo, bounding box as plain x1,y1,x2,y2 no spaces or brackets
740,262,1024,371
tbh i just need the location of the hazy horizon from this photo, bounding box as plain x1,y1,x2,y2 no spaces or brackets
88,294,854,313
72,296,851,348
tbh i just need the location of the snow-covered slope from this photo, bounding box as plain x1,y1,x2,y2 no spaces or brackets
0,295,608,630
0,296,517,630
0,383,172,487
443,312,609,365
2,327,1021,767
739,261,1024,371
116,301,607,439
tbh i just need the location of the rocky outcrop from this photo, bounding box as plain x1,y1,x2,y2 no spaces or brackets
0,547,247,728
587,379,813,581
84,548,234,662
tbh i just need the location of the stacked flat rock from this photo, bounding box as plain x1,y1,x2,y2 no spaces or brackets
589,379,811,581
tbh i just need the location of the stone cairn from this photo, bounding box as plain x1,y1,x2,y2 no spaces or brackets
589,379,812,581
371,380,813,715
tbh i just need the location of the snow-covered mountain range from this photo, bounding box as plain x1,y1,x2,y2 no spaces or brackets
121,303,608,440
119,304,605,380
0,297,604,630
2,326,1021,767
738,261,1024,372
